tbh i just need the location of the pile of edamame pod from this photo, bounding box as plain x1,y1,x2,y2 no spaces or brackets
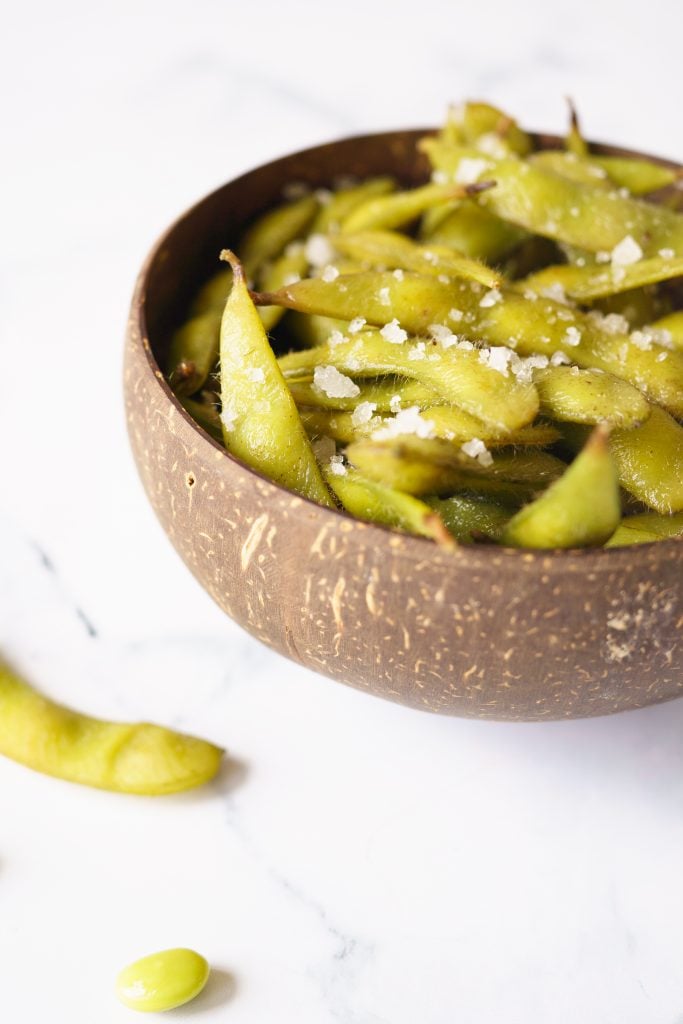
168,101,683,549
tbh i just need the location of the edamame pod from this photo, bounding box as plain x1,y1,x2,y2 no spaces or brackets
240,193,319,278
533,366,651,428
531,151,677,195
501,426,620,548
421,202,528,262
425,494,511,542
277,330,540,432
341,181,493,234
180,397,223,442
650,311,683,350
323,466,453,546
219,251,333,506
440,100,532,156
560,406,683,513
0,662,223,794
167,309,221,397
313,176,396,234
333,229,501,288
287,376,438,412
606,511,683,547
256,243,309,332
521,254,683,301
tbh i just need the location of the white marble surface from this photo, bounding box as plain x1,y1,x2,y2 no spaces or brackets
2,1,683,1021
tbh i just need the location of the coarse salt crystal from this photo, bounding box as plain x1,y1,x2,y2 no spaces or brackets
408,342,426,360
550,351,571,366
659,248,675,259
479,346,513,376
431,170,449,185
393,268,405,281
246,367,265,383
305,234,336,267
563,326,582,347
611,235,643,266
449,308,463,322
282,272,301,286
313,364,360,399
348,317,366,334
476,132,508,159
378,286,391,306
372,406,435,440
479,288,502,308
461,437,493,467
656,352,668,362
328,454,347,476
455,157,490,185
428,323,456,346
540,282,569,305
351,402,377,427
321,265,339,282
438,274,451,284
380,319,408,344
328,330,347,347
221,406,238,431
596,251,611,264
389,394,402,413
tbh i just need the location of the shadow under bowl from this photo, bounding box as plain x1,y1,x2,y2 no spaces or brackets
124,129,683,721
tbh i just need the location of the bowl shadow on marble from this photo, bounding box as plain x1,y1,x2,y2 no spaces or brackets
124,128,683,724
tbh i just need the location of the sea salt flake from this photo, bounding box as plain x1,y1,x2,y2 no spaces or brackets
305,234,336,267
408,342,426,360
328,454,347,476
372,406,435,440
461,437,493,467
611,235,643,266
540,282,569,305
550,351,571,366
562,326,582,347
658,248,675,259
282,273,301,286
313,364,360,399
378,286,391,306
479,346,513,376
438,274,451,284
455,157,490,185
448,308,464,322
327,330,347,347
476,132,508,159
348,317,366,334
393,268,405,281
657,352,668,362
351,402,377,427
380,319,407,344
479,288,502,308
389,394,402,413
321,265,339,282
246,367,265,383
221,406,238,431
596,251,611,264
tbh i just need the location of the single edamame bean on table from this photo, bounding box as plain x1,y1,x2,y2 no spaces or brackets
116,948,210,1012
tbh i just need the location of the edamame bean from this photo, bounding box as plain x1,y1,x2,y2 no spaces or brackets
116,948,210,1012
606,511,683,547
533,366,651,428
0,663,223,794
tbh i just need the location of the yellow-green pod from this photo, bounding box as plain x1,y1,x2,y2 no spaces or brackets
323,466,454,546
276,329,540,433
521,254,683,302
439,100,532,156
425,494,511,542
166,309,221,397
313,176,396,234
259,271,683,418
649,311,683,351
421,202,528,262
116,948,210,1012
561,406,683,513
180,397,223,443
0,662,223,795
256,243,309,332
341,181,491,234
532,151,677,196
501,426,620,548
240,193,319,278
533,366,651,428
333,229,501,288
285,311,351,348
287,376,438,412
190,268,233,316
606,511,683,546
218,250,333,506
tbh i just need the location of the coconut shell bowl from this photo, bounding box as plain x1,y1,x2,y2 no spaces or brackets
124,130,683,722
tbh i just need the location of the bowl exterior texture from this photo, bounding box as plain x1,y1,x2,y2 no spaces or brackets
124,131,683,721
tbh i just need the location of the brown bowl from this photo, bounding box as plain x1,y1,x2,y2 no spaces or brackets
124,129,683,721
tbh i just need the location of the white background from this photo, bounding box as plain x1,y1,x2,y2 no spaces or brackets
2,2,683,1021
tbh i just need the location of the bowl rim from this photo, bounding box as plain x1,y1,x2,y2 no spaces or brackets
131,127,683,564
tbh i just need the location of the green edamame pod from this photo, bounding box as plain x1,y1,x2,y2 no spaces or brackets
180,397,223,442
286,311,350,347
420,142,683,256
190,268,233,316
533,366,651,428
219,251,333,507
521,254,683,301
341,181,493,234
167,309,221,396
323,466,453,546
276,330,539,433
240,193,319,278
287,376,438,412
606,511,683,547
333,230,501,288
532,151,677,195
425,494,511,542
421,202,528,262
0,662,223,794
440,100,532,156
313,177,396,234
256,243,309,332
256,271,683,417
501,426,620,548
560,406,683,513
